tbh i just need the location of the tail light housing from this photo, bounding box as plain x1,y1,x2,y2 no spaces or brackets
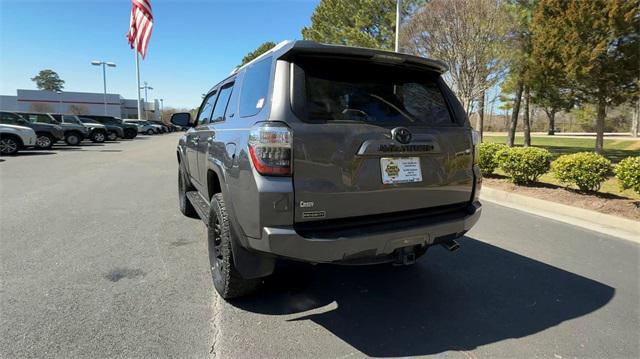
248,122,292,176
471,129,480,164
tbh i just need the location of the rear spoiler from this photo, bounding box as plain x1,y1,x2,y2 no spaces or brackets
278,41,448,74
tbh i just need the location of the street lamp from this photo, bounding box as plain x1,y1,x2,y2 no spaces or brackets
140,81,153,120
55,90,63,113
91,60,116,115
160,98,164,122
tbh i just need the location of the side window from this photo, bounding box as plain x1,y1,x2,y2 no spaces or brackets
239,57,272,117
211,83,234,122
197,91,217,125
0,113,19,124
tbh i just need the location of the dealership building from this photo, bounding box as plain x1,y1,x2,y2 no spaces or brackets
0,89,161,121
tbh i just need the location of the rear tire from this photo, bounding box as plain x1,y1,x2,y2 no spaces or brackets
64,132,81,146
106,131,118,141
209,193,261,299
35,133,54,149
178,167,198,218
0,136,20,155
124,129,136,139
91,131,106,143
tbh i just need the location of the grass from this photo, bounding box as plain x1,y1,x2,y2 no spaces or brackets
483,134,640,163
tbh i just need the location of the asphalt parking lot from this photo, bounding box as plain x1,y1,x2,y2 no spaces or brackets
1,133,638,358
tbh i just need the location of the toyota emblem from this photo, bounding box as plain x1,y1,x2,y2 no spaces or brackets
392,127,412,144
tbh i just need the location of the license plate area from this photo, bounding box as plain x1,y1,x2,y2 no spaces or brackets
380,157,422,184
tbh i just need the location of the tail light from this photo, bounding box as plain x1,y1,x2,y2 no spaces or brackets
248,122,292,176
471,129,480,164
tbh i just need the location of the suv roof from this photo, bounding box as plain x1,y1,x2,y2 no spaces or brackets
234,40,448,75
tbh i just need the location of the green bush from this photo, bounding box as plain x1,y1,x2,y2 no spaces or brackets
615,156,640,194
496,146,551,184
551,152,612,192
478,142,507,176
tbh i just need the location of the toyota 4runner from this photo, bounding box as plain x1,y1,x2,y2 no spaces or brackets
172,41,482,299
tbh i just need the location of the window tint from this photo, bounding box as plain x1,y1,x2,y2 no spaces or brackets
295,57,453,126
239,57,271,117
197,91,217,125
0,112,22,124
211,83,234,122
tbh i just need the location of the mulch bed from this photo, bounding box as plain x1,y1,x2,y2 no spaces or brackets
483,177,640,222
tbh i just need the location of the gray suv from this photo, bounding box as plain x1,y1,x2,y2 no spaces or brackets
172,41,482,299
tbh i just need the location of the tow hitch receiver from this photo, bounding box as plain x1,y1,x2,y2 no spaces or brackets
441,239,460,252
394,247,417,266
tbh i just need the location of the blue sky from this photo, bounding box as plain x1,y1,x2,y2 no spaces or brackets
0,0,318,108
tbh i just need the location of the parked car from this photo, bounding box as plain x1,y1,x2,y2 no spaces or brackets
124,119,157,135
78,117,123,141
0,123,37,155
16,112,89,146
50,114,107,143
148,120,169,133
171,41,482,299
0,111,64,149
82,115,138,139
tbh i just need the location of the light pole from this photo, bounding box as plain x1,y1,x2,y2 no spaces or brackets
91,60,116,115
140,81,153,120
395,0,402,52
160,98,164,122
55,90,63,113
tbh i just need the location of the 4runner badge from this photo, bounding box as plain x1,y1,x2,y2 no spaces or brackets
385,161,400,178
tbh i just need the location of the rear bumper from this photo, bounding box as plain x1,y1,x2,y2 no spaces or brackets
246,201,481,263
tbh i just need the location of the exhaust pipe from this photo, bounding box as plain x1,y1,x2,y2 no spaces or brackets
441,239,460,252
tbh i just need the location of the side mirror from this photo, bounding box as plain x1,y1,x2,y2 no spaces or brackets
171,112,192,127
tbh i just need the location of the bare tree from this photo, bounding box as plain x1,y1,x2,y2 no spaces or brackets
402,0,510,117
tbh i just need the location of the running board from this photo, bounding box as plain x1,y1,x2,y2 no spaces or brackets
186,191,210,225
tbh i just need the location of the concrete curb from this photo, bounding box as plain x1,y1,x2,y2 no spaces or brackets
479,187,640,244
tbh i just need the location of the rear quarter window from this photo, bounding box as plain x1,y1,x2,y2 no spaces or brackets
239,57,272,118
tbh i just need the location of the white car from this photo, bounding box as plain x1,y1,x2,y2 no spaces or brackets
0,124,37,155
124,119,159,135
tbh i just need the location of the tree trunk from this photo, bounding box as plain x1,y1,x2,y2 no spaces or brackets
478,90,485,142
546,110,556,135
507,82,524,147
595,100,606,154
523,87,531,147
632,99,639,137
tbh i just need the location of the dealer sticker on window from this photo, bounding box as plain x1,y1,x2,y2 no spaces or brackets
380,157,422,184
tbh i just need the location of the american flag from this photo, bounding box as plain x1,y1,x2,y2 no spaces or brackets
127,0,153,59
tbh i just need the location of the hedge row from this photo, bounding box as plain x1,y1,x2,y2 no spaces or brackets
477,142,640,194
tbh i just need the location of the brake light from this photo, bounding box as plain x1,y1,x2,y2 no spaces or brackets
248,123,292,176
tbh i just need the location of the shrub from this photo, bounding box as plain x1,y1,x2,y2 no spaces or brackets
551,152,612,192
478,142,507,176
615,156,640,194
496,146,551,184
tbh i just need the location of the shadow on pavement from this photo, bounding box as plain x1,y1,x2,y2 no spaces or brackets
11,151,57,156
232,236,614,357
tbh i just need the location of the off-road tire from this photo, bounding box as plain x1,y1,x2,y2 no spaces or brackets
178,167,198,218
209,193,260,299
106,131,118,141
91,131,106,143
64,131,81,146
35,133,54,149
0,135,20,155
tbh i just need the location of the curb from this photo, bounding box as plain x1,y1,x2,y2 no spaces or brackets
479,187,640,244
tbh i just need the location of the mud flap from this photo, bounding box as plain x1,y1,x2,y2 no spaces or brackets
230,227,275,279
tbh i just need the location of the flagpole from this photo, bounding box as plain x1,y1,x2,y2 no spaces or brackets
135,41,142,120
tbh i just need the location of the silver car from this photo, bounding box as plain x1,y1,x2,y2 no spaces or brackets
124,120,157,135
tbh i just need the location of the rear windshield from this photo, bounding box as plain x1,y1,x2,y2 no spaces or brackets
295,57,452,126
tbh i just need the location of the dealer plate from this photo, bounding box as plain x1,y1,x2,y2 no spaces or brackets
380,157,422,184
